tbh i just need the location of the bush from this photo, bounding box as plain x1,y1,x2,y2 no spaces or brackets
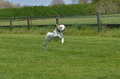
0,4,96,18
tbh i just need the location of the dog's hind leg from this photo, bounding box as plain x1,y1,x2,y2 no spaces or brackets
43,43,46,51
43,35,51,51
44,45,46,51
43,40,49,51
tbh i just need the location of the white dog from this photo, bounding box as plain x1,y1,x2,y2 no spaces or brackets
43,24,66,51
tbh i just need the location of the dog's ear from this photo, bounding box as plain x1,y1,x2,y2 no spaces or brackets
56,24,60,28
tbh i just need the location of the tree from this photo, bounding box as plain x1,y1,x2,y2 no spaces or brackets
0,0,21,8
71,0,79,4
96,0,119,13
0,0,5,8
79,0,88,4
50,0,65,6
79,0,92,4
92,0,100,3
92,0,120,4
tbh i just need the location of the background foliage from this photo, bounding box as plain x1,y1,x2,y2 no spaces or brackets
0,0,120,18
0,4,96,18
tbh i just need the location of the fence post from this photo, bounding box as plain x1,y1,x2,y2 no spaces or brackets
10,18,12,31
56,14,59,24
96,12,101,32
27,17,30,30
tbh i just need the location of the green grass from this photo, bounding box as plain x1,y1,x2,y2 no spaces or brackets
0,34,120,79
0,25,120,37
0,13,120,79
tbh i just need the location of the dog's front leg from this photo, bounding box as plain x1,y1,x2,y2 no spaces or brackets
59,37,64,43
61,38,64,43
59,33,64,43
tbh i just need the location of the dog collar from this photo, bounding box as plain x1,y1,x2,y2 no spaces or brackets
57,28,61,33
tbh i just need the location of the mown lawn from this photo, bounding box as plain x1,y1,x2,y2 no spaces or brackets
0,34,120,79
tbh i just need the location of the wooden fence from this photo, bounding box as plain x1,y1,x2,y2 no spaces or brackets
0,12,120,31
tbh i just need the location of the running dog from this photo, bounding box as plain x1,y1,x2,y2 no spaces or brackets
43,24,65,51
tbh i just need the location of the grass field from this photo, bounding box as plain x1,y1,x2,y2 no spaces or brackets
0,25,120,37
0,34,120,79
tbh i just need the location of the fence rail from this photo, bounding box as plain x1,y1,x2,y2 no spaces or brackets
0,12,120,31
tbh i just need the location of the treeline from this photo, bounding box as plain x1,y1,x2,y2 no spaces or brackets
0,0,120,18
0,0,21,9
0,4,96,18
95,0,120,13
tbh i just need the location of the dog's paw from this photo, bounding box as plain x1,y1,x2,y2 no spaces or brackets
61,38,64,43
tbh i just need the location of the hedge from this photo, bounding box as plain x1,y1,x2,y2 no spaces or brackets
0,4,96,18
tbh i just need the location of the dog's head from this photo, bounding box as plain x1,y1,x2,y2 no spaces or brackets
56,24,65,32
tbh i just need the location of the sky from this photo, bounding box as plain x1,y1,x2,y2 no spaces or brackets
5,0,72,6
